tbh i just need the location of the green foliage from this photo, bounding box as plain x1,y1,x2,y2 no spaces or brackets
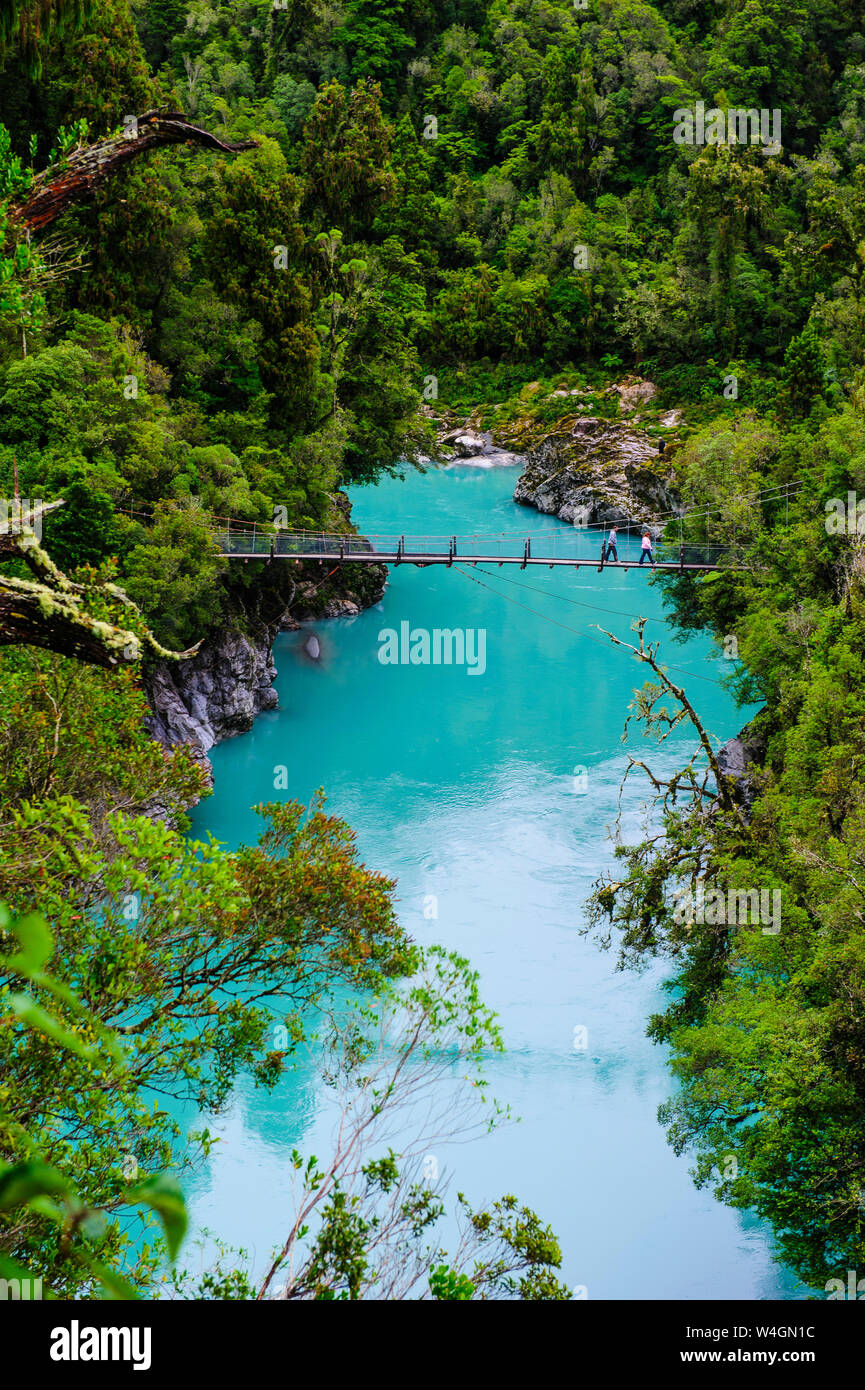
301,79,396,234
0,122,45,339
0,901,188,1297
429,1264,474,1299
171,948,569,1301
122,505,227,648
0,0,93,79
589,402,865,1289
271,74,317,141
40,480,130,572
780,320,828,418
0,312,346,640
0,782,413,1294
0,644,205,819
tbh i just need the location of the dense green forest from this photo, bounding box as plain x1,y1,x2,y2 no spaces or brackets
1,0,865,1300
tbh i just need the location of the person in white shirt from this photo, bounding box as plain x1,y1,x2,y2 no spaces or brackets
604,525,618,563
639,529,655,567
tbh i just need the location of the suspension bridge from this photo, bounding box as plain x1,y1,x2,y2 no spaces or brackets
122,479,804,574
214,526,733,571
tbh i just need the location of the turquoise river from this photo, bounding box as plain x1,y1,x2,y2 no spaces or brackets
187,461,803,1299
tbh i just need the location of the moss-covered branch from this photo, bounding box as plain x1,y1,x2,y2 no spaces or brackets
0,504,200,667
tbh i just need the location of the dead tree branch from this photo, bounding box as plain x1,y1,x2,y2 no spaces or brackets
595,617,748,829
10,111,259,232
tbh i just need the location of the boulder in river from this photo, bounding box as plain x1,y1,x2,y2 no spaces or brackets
436,424,524,468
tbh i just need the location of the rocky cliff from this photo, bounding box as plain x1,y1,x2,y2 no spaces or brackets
144,556,386,789
716,720,767,816
146,623,279,783
511,377,682,533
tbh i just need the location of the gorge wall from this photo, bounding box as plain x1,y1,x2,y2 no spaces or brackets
145,558,386,786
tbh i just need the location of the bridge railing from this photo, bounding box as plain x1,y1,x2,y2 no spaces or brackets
213,527,741,567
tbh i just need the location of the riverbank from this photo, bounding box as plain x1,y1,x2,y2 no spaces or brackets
432,375,685,532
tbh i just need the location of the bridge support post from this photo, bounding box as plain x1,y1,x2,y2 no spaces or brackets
679,544,684,573
521,539,529,570
339,542,345,562
447,539,454,567
395,536,404,566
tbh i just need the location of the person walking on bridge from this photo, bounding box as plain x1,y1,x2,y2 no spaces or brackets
604,525,618,564
639,529,655,567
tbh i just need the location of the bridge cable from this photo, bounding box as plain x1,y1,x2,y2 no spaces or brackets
452,565,728,688
473,563,668,623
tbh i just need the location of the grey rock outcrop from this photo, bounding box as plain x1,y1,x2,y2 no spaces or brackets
716,721,767,815
146,623,279,787
143,556,387,796
512,377,682,532
613,378,659,414
514,418,678,533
